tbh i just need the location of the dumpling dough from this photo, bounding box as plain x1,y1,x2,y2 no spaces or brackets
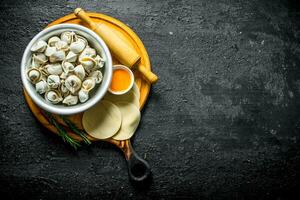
112,102,141,140
104,89,139,108
82,100,122,139
132,82,140,100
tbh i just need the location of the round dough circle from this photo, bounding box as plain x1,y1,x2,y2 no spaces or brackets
104,90,139,108
82,100,122,139
112,102,141,140
132,82,140,100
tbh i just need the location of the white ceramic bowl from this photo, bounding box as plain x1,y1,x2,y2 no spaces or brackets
21,24,112,115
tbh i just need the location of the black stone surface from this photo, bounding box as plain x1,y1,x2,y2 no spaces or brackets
1,0,300,199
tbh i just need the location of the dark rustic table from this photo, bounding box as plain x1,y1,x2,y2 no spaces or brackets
1,0,300,199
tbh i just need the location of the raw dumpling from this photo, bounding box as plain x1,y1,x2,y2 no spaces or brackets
35,80,49,94
47,75,60,89
78,89,89,103
65,75,82,93
45,46,56,57
65,51,77,62
45,63,63,75
48,36,60,46
27,68,42,84
45,90,63,104
62,94,78,105
30,40,47,52
89,70,102,83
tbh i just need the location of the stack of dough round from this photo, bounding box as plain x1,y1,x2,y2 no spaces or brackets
82,83,141,140
112,102,140,140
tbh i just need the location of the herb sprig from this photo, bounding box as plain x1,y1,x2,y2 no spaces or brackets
59,115,91,145
43,111,91,149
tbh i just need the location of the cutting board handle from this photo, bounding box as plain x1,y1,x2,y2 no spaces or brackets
109,139,151,183
126,143,151,183
114,140,151,182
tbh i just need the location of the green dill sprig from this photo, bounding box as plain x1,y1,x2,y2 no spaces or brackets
44,111,81,149
59,115,91,145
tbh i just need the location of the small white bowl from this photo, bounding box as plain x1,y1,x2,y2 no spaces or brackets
108,65,134,95
21,24,113,115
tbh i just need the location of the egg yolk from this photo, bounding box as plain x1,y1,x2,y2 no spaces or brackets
110,69,131,92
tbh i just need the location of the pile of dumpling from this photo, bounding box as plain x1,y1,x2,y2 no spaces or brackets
26,31,105,106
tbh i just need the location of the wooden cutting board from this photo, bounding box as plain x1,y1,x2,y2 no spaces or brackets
23,12,153,183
